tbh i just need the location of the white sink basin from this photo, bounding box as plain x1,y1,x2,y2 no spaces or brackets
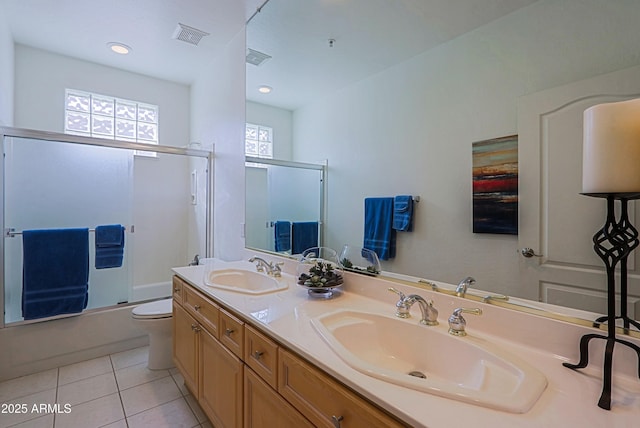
204,269,288,295
311,310,547,413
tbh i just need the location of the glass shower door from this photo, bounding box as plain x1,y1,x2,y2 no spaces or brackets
3,136,133,323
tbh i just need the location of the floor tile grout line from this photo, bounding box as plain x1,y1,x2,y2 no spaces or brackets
171,375,200,423
167,371,202,422
109,354,130,428
53,367,59,428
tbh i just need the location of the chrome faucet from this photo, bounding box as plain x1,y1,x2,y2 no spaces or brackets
248,256,283,277
188,254,200,266
388,288,439,326
455,276,476,297
448,307,482,336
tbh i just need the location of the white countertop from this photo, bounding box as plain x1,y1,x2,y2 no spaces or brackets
173,258,640,428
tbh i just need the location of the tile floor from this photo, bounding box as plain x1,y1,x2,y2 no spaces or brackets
0,347,212,428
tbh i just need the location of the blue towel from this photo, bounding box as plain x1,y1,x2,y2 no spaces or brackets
274,221,291,252
393,195,414,232
22,228,89,320
95,224,125,269
291,222,318,254
363,197,396,260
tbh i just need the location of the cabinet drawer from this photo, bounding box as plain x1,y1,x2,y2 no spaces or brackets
278,349,406,428
220,308,244,359
172,276,184,305
183,285,220,338
245,325,278,389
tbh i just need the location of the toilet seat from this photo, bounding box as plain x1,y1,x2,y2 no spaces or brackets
132,298,173,320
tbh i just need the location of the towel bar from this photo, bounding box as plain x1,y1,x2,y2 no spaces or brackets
5,226,132,238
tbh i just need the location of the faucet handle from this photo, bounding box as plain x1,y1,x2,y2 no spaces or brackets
388,287,406,300
388,288,410,318
448,307,482,336
273,261,284,277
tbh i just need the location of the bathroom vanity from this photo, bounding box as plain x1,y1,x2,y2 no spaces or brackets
172,258,640,428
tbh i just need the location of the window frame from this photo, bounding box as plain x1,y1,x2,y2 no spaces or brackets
64,89,159,157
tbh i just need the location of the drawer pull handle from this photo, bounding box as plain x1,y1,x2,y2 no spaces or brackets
331,415,344,428
253,351,264,360
225,328,235,336
191,324,201,332
194,304,201,311
174,287,180,292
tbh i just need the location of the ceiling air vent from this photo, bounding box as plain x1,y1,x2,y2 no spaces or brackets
246,48,272,66
172,23,210,46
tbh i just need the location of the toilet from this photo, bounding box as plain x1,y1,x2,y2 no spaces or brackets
132,298,174,370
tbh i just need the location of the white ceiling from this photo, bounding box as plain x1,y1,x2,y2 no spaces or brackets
246,0,539,110
1,0,265,84
2,0,539,111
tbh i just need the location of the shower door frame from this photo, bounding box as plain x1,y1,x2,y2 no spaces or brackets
0,126,215,328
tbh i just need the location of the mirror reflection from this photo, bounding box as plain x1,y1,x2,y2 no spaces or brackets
245,157,325,254
246,0,640,329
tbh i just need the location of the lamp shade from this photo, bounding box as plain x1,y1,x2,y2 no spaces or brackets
582,98,640,193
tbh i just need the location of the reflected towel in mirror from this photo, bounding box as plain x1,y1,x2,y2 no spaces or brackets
393,195,414,232
274,220,291,252
364,197,396,260
292,222,318,254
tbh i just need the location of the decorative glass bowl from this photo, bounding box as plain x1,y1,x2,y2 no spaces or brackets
339,245,381,276
296,247,344,298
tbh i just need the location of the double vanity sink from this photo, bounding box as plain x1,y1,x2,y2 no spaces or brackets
199,261,547,414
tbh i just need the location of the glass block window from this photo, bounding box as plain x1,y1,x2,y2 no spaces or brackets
245,123,273,159
65,89,159,156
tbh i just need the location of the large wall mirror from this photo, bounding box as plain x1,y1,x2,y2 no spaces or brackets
246,0,640,333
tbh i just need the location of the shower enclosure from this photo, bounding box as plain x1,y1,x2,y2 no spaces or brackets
0,127,213,326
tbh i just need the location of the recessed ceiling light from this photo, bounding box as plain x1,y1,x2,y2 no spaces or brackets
107,42,132,55
258,85,272,94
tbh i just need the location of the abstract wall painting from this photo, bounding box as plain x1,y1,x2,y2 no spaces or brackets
472,135,518,235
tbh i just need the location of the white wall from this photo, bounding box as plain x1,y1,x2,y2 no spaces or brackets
292,0,640,295
191,29,247,261
246,101,293,160
14,45,190,144
0,7,13,126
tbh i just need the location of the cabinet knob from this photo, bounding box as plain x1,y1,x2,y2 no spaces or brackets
331,415,344,428
191,324,201,332
194,304,201,311
225,328,235,336
253,350,264,360
174,287,180,292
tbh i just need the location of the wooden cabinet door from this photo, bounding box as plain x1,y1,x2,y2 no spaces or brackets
244,367,313,428
173,303,198,398
200,327,244,428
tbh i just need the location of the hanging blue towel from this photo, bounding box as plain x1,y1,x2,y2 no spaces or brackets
95,224,125,269
22,228,89,320
274,220,291,252
291,222,318,254
393,195,414,232
364,197,396,260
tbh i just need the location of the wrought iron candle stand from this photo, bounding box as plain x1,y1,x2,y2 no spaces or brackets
562,193,640,410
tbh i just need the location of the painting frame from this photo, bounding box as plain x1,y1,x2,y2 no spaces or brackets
472,135,518,235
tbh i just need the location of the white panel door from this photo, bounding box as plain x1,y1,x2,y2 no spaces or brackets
517,64,640,320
